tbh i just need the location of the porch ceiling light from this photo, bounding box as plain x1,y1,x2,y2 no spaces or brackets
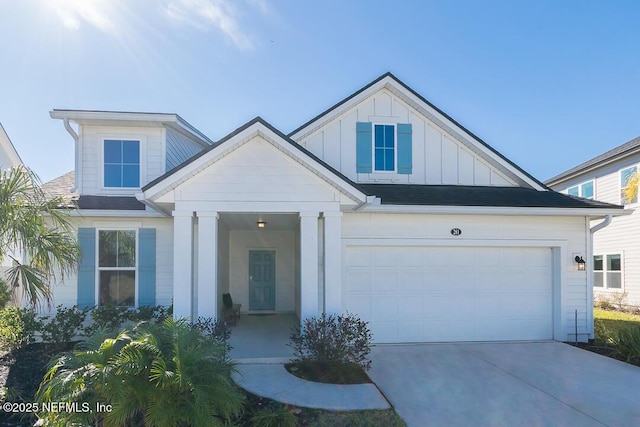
575,255,586,271
257,219,266,229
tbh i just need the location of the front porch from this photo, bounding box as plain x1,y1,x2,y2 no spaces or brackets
228,313,298,361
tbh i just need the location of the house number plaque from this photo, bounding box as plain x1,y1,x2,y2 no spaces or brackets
450,228,462,236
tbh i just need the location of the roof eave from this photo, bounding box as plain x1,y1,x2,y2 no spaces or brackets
357,204,630,217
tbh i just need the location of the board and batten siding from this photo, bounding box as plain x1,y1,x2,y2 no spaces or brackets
47,217,173,315
0,147,14,170
296,88,515,186
341,213,590,341
550,152,640,306
78,125,164,195
165,128,206,172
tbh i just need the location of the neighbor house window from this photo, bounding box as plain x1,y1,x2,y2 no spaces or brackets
567,180,594,199
620,166,637,205
593,254,622,289
374,124,395,171
98,230,136,306
104,139,140,188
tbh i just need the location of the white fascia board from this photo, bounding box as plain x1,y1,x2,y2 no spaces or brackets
358,204,631,217
546,150,640,187
50,110,178,123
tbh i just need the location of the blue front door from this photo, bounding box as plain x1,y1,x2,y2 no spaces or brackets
249,250,275,310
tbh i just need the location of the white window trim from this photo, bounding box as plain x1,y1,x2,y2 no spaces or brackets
95,228,139,307
567,179,595,200
98,135,146,194
371,123,397,173
619,165,638,206
593,252,624,291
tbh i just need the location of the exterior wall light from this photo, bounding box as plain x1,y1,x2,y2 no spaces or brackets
575,256,586,271
257,219,266,229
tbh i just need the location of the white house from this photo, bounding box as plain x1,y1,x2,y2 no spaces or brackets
45,73,626,343
0,123,23,170
547,135,640,308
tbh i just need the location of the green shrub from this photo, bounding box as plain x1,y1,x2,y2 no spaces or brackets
192,316,232,355
0,279,13,309
0,306,40,350
289,312,373,370
84,304,173,335
40,305,88,343
251,405,296,427
37,318,244,426
611,325,640,364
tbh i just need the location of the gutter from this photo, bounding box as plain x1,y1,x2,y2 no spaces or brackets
586,214,614,340
63,119,80,192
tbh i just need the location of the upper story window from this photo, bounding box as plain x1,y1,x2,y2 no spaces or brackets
567,180,594,199
374,124,395,171
620,166,637,205
98,230,136,306
593,254,622,289
104,139,140,188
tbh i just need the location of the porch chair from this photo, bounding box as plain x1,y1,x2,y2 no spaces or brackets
222,293,241,326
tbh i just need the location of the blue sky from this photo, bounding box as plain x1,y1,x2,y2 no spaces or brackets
0,0,638,183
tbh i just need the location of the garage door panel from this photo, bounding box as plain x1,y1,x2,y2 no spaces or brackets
345,246,553,343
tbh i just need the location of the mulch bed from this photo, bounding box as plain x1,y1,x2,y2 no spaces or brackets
0,342,75,426
285,361,371,384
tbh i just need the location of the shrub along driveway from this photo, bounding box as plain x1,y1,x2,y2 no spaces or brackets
369,341,640,427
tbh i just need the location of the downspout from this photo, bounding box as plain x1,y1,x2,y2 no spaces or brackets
587,214,613,339
63,119,80,193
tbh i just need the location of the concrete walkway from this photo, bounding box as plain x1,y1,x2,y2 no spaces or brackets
232,363,391,411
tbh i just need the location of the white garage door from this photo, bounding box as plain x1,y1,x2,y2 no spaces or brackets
345,246,553,343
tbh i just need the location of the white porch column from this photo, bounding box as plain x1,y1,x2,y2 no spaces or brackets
300,212,319,321
197,211,219,320
323,212,342,314
173,211,194,321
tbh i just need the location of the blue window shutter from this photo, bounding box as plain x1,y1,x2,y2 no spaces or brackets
356,122,373,173
397,123,413,174
77,228,96,309
138,228,156,307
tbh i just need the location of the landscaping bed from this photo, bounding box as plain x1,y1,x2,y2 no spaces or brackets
575,308,640,366
285,361,371,384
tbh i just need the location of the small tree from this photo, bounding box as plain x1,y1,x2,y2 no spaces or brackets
0,167,79,308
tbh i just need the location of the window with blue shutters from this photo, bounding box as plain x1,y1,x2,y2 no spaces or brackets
356,122,412,175
374,124,395,171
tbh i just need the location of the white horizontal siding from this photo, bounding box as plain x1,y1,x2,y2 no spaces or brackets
342,213,589,342
79,125,164,195
47,217,173,315
296,88,516,187
165,128,206,172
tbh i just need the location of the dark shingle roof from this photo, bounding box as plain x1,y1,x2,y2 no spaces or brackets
546,135,640,185
77,195,146,210
42,172,145,210
357,184,623,209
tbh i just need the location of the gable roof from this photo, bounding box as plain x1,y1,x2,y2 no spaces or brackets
0,123,23,168
288,72,547,190
141,117,367,204
546,135,640,186
358,183,623,209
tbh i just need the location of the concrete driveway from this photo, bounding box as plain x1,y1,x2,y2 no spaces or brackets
368,342,640,427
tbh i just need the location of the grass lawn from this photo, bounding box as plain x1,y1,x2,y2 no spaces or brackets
577,308,640,366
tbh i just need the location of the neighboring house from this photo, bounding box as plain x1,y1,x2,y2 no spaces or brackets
547,135,640,308
0,123,23,170
45,73,626,344
0,123,25,296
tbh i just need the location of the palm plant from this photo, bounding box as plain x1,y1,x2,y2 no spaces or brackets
0,167,79,307
36,318,244,427
623,172,640,204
